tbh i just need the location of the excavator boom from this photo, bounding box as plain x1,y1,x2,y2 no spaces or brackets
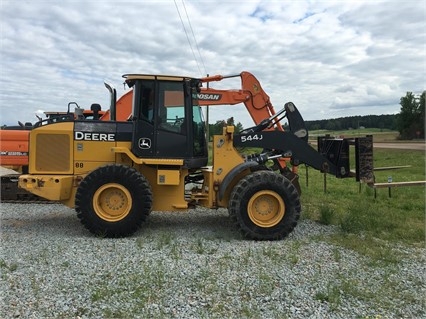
199,71,284,131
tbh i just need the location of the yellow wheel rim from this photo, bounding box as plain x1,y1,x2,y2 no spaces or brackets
93,183,132,222
247,190,285,228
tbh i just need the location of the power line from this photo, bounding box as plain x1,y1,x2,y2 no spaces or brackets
181,0,207,75
174,0,206,76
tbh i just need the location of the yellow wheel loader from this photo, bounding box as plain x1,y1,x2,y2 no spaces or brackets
18,73,373,240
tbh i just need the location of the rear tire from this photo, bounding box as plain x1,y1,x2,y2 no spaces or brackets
75,164,152,237
229,171,301,240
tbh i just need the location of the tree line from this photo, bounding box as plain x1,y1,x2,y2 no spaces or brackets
397,91,425,139
304,91,424,139
207,91,425,140
304,114,397,131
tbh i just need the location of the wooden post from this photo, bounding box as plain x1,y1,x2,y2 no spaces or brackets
305,165,308,187
368,180,426,199
323,172,327,193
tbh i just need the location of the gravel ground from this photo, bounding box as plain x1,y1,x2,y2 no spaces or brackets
0,203,425,319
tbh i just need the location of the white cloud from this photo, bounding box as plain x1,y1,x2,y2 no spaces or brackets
0,0,424,128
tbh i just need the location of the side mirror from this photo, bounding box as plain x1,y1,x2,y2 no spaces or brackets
189,79,202,93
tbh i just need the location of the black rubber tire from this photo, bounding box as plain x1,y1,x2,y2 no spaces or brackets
75,164,152,238
228,171,301,240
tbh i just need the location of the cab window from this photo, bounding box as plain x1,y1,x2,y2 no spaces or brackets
157,82,186,134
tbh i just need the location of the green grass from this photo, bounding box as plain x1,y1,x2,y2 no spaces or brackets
299,147,425,258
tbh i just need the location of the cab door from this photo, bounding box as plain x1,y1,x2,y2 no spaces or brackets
131,79,188,159
131,80,155,158
155,81,189,158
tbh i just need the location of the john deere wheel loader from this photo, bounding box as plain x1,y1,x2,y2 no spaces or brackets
18,73,373,240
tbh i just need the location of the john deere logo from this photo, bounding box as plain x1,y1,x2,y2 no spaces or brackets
139,138,151,149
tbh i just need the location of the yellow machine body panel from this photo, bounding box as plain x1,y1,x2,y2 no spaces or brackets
212,127,248,206
18,175,74,201
188,126,249,208
139,165,188,211
72,142,134,175
28,122,74,174
74,140,116,163
157,169,181,185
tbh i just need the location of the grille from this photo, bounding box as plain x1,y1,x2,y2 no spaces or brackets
35,134,70,172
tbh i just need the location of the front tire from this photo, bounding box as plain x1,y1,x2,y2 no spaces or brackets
229,171,301,240
75,164,152,237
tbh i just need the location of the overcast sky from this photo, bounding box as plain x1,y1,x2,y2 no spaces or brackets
1,0,425,128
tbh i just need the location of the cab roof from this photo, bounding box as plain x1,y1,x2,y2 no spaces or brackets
122,74,194,82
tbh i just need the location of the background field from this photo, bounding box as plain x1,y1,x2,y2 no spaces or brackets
297,129,425,257
308,128,400,142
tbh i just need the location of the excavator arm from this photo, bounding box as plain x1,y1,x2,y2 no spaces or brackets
198,71,284,132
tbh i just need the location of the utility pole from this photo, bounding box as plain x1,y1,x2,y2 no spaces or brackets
205,74,209,141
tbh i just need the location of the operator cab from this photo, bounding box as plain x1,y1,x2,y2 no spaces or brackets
123,74,208,168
